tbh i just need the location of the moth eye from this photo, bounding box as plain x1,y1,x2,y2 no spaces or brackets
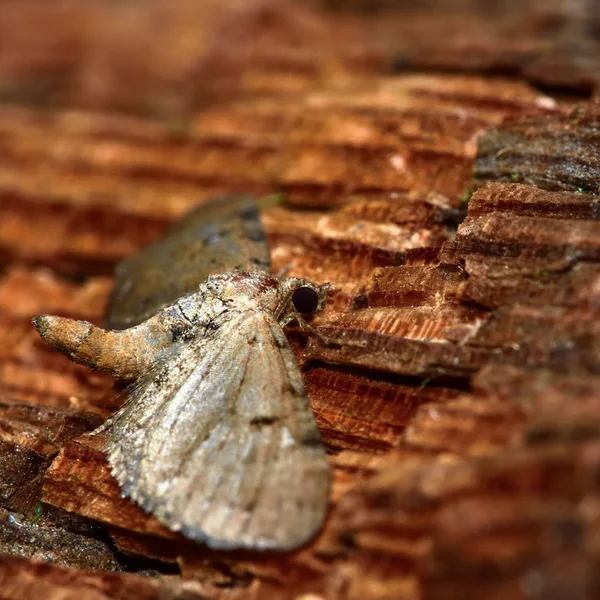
292,286,319,313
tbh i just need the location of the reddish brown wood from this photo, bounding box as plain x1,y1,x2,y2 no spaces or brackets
0,554,212,600
0,2,599,599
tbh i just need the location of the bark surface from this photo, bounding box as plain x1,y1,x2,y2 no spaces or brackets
0,1,599,598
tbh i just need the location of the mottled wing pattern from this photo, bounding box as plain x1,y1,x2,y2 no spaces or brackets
105,311,330,551
105,195,271,330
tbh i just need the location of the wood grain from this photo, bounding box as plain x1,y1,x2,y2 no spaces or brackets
1,1,600,599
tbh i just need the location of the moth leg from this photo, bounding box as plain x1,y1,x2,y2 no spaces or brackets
295,315,366,348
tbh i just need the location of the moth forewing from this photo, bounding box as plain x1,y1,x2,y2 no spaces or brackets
105,308,330,551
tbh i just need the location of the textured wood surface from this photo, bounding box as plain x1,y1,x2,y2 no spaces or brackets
1,1,600,598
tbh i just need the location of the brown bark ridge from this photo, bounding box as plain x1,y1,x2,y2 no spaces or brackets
0,1,600,599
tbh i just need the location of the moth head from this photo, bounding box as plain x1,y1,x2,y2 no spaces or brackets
278,278,331,323
291,281,330,315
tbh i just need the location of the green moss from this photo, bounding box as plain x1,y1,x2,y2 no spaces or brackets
460,186,473,205
343,411,352,418
258,192,287,210
30,503,42,525
533,268,550,281
419,378,431,389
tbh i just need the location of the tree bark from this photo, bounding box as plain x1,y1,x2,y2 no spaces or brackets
0,1,599,598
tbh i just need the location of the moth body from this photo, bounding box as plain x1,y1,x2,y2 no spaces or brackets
32,195,332,551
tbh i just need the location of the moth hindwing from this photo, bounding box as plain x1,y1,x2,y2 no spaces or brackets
105,194,271,330
33,195,331,551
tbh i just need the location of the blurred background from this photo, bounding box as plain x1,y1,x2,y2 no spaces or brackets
0,0,597,118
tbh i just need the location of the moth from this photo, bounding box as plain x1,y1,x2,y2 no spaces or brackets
33,195,331,551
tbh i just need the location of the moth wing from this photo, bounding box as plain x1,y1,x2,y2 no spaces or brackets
105,311,330,551
105,195,271,330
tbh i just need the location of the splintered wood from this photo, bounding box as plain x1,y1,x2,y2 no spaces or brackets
1,1,600,599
